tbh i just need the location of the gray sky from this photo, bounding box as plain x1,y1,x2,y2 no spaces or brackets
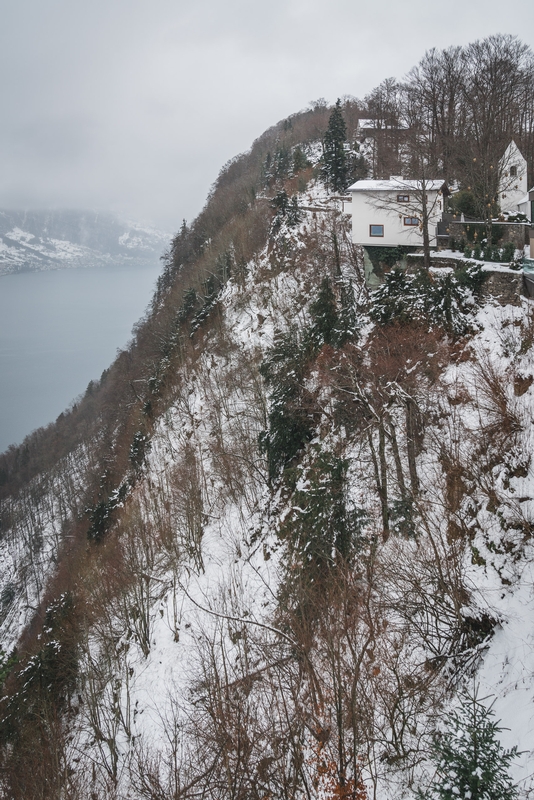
1,0,533,233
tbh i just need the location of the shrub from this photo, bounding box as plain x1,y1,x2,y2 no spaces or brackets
421,688,518,800
502,242,515,263
483,245,493,262
370,265,485,335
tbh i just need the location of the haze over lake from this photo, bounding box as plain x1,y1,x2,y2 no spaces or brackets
0,261,161,452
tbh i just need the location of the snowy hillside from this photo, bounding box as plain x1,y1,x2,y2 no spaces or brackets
0,104,533,800
0,209,169,274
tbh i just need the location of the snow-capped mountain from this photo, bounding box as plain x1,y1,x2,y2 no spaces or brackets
0,209,170,274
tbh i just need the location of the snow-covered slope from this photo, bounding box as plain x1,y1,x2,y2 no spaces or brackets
1,168,534,799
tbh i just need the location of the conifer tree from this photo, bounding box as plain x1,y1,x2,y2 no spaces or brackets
336,278,358,346
271,189,290,215
323,99,349,193
309,276,339,346
292,146,309,174
259,328,316,481
423,689,518,800
286,195,302,228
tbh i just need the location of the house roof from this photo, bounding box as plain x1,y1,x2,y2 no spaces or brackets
348,178,447,193
357,119,410,131
500,140,527,164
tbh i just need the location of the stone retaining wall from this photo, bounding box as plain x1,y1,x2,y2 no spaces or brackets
405,253,524,306
447,220,529,249
406,254,456,269
481,270,523,306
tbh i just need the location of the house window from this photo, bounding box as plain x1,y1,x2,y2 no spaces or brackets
404,217,419,226
397,194,410,202
370,225,384,237
510,165,518,177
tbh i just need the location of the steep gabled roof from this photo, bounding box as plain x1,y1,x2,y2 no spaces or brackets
500,139,527,165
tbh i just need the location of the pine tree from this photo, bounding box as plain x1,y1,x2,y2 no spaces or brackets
346,143,368,184
292,146,309,174
259,327,316,481
309,276,339,346
286,195,302,228
322,99,348,193
281,446,365,574
271,188,290,215
336,277,358,346
423,689,518,800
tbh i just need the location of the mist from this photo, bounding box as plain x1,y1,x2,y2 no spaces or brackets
1,0,533,232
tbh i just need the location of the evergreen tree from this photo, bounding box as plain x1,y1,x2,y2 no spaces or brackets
281,446,366,574
322,99,349,193
271,189,290,215
370,268,414,325
259,328,316,481
286,195,302,228
370,266,484,335
309,276,358,349
309,276,339,346
423,689,518,800
336,277,359,346
292,146,309,174
346,142,368,184
271,191,301,231
178,287,198,321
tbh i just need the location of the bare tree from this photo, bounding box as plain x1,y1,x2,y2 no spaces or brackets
402,35,534,237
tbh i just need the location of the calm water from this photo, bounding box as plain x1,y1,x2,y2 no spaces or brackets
0,262,162,452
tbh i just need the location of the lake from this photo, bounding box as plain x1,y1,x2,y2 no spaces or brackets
0,262,162,453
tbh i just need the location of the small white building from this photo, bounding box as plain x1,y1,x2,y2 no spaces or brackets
517,188,533,222
499,141,528,216
347,177,447,248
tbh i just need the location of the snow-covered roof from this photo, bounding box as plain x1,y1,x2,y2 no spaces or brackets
348,178,446,192
357,119,410,131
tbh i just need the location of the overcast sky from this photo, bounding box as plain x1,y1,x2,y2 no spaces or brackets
1,0,533,234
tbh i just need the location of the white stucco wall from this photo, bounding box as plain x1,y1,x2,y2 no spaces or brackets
517,195,532,221
499,141,528,215
348,180,444,247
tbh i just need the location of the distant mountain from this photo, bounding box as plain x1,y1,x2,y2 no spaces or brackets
0,209,170,274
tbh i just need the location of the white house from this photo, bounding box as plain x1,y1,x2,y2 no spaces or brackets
347,177,447,248
517,188,533,222
499,140,528,216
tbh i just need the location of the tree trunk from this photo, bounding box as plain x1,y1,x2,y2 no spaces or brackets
387,417,408,498
405,398,420,495
421,181,431,269
368,425,389,538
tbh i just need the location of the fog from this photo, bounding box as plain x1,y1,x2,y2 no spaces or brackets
1,0,533,233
